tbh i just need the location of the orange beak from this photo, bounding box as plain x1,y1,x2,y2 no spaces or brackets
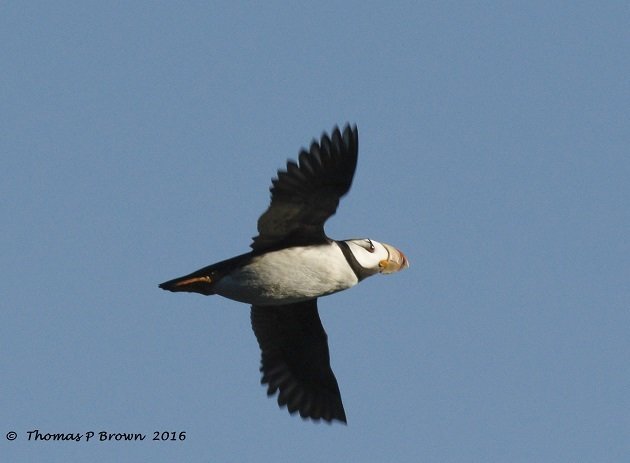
378,243,410,274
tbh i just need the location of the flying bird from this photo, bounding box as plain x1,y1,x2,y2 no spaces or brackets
159,124,408,423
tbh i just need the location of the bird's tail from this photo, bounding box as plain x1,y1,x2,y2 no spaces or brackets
159,273,216,296
159,252,251,297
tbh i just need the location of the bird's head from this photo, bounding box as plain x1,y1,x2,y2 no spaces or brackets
343,238,409,277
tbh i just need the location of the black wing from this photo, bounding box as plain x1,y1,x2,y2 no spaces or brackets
251,124,358,251
250,301,347,423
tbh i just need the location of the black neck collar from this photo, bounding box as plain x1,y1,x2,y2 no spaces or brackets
336,241,373,281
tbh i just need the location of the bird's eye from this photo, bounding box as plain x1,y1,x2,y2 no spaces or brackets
366,239,375,252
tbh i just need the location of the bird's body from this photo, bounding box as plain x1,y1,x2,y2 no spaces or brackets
212,243,358,305
160,125,408,423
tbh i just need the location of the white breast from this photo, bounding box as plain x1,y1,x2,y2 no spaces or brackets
213,243,358,306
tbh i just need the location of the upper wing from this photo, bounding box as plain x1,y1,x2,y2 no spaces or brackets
250,300,347,423
251,124,358,251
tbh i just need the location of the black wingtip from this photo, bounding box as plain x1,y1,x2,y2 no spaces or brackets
295,408,347,424
337,123,358,147
319,123,358,151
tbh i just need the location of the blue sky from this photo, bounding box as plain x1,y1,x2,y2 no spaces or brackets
2,2,628,462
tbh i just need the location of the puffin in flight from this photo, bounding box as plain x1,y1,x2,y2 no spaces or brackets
159,124,408,423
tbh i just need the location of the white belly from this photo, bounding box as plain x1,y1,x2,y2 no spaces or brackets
212,243,358,306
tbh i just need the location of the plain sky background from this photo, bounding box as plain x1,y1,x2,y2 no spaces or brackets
2,2,628,462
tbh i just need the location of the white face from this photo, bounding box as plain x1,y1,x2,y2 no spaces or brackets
345,239,409,274
346,239,389,269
